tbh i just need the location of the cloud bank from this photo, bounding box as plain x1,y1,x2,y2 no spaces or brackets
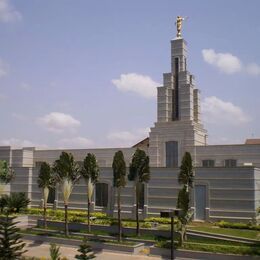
202,96,250,125
202,49,260,76
0,0,22,23
112,73,158,99
37,112,81,133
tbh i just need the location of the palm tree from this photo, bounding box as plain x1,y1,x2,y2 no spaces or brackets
112,150,126,242
0,160,14,196
37,162,54,229
81,153,99,233
128,149,150,237
52,152,81,236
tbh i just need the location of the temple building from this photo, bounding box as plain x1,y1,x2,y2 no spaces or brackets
0,25,259,223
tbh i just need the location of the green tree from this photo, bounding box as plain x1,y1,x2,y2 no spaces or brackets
0,160,14,196
128,149,150,237
37,162,54,229
75,237,95,259
52,152,81,236
49,243,61,260
0,214,27,259
112,150,126,242
81,153,99,233
177,152,194,246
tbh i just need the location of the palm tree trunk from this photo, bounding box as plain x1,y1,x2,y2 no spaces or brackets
118,186,122,242
136,183,140,237
64,204,69,236
87,198,91,233
44,204,47,229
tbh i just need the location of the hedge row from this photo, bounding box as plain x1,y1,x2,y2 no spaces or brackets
216,221,260,231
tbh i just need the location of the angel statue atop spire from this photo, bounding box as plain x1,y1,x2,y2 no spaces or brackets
175,16,188,38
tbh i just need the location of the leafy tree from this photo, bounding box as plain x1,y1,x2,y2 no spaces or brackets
49,243,61,260
52,152,81,236
112,150,126,242
178,152,194,191
0,214,27,259
81,153,99,233
38,162,54,229
75,237,95,259
177,152,194,245
4,192,30,213
0,160,14,196
128,149,150,236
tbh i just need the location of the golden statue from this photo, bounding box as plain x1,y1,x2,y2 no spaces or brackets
175,16,187,37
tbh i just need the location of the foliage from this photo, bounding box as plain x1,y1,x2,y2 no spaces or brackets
112,151,126,188
81,153,99,233
0,214,27,259
49,243,61,260
144,217,178,225
0,192,30,214
128,149,150,237
156,240,260,256
216,220,260,231
75,237,95,259
178,152,193,190
128,149,150,183
177,152,194,246
0,160,14,184
52,152,81,236
112,150,126,242
38,162,54,229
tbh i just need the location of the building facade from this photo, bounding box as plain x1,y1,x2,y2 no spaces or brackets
1,33,259,223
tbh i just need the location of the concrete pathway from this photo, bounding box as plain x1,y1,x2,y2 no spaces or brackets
24,240,195,260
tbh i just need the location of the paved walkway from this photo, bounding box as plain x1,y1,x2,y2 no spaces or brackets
24,240,194,260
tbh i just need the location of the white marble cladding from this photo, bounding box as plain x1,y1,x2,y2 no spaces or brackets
195,144,260,168
9,164,259,222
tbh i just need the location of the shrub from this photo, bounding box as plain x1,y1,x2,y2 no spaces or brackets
217,221,260,231
144,217,178,225
49,243,61,260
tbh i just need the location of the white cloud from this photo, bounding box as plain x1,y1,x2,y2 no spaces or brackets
246,63,260,76
0,59,8,78
107,127,149,147
58,137,94,149
37,112,81,133
0,0,22,23
202,49,242,74
112,73,159,99
0,138,47,149
202,96,250,125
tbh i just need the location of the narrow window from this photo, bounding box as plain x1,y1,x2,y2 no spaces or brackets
202,160,215,167
138,184,145,210
47,187,56,204
166,141,178,167
95,183,108,207
225,159,237,167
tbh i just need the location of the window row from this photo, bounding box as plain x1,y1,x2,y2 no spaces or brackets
202,159,237,167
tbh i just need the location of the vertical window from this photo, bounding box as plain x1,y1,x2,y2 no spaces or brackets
202,160,215,167
225,159,237,167
95,183,108,207
166,141,178,167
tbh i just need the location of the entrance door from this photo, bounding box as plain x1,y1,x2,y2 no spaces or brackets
195,185,206,220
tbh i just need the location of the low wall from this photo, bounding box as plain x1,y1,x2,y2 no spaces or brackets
23,234,144,254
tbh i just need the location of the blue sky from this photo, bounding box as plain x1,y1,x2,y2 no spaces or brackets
0,0,260,148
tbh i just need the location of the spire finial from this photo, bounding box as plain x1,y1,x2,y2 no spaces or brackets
175,16,188,38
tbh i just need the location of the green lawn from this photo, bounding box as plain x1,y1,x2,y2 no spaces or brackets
188,226,260,240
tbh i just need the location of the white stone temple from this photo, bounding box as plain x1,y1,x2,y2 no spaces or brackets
0,27,260,223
